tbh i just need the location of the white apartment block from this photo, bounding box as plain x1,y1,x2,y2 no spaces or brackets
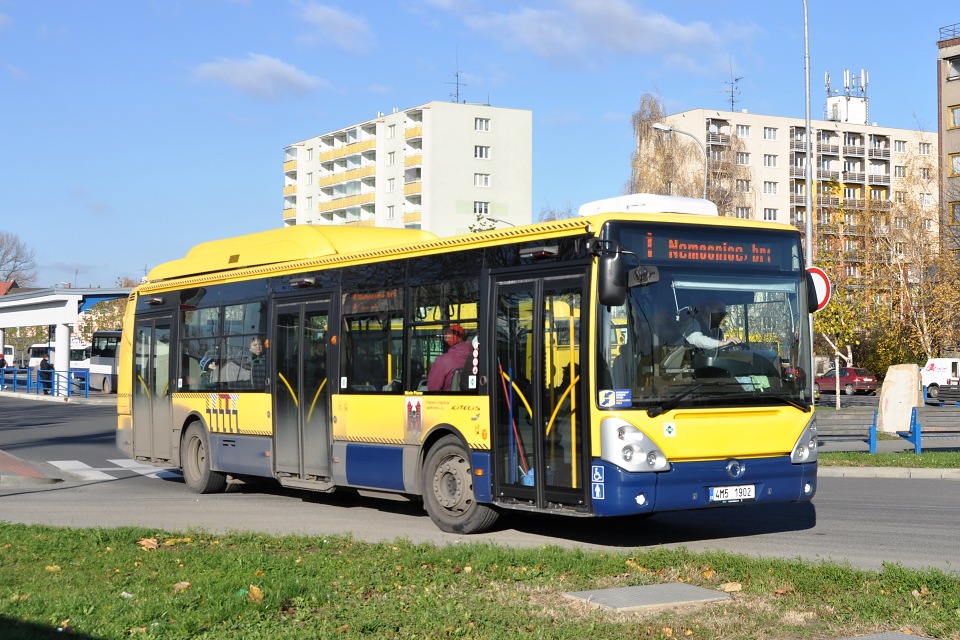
662,100,938,261
938,23,960,255
283,101,532,236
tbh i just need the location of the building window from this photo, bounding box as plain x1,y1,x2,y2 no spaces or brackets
894,216,906,229
950,153,960,177
763,181,778,195
921,167,931,179
763,154,777,167
763,127,778,140
306,172,313,185
950,106,960,129
736,152,750,165
949,56,960,80
387,178,395,193
475,145,490,159
894,140,907,153
307,148,314,161
845,265,859,278
925,219,934,231
306,196,312,210
763,208,778,221
844,187,858,199
387,151,395,166
475,117,491,132
387,205,395,219
895,191,906,203
474,173,490,187
894,165,906,178
920,192,932,206
951,203,960,225
919,142,931,156
474,201,489,215
735,207,751,219
388,124,396,139
736,124,750,137
735,179,750,193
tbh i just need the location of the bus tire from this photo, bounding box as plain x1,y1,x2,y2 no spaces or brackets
102,377,112,394
182,423,228,494
422,435,499,534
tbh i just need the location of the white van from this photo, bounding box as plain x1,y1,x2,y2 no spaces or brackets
921,358,960,401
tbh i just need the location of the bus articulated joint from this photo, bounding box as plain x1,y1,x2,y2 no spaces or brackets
600,418,670,473
791,413,818,464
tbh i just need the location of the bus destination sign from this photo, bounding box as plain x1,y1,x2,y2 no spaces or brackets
643,232,779,266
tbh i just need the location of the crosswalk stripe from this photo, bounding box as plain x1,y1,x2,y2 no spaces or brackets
47,460,182,481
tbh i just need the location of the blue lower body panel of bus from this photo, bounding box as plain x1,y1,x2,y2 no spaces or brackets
591,457,817,518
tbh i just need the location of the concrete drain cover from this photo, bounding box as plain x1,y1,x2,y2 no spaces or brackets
564,583,730,612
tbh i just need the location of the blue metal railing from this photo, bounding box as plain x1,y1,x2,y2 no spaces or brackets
0,368,89,398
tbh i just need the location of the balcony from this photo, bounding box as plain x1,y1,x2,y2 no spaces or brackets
817,169,840,180
318,139,376,162
405,125,423,140
843,145,865,156
404,211,422,223
868,148,891,159
706,133,729,145
790,167,807,178
283,160,297,172
790,194,807,205
844,198,867,210
318,192,375,213
404,182,422,196
790,140,807,152
867,173,890,185
318,165,376,187
404,153,423,167
282,207,297,221
817,223,839,234
842,171,865,183
817,143,840,155
283,184,296,196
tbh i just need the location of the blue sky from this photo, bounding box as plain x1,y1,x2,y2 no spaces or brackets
0,1,951,288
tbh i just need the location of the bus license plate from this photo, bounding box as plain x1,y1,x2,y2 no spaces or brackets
709,484,755,502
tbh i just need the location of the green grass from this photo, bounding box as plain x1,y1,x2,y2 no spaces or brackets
2,523,960,639
819,450,960,467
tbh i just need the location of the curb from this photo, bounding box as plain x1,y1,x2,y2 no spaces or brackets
0,450,61,487
818,466,960,480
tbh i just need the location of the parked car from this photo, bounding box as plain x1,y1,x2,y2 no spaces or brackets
814,367,878,396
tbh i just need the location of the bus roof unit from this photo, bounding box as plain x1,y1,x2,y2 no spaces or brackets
578,194,719,217
148,226,440,282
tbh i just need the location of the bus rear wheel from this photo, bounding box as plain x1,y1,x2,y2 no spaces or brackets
102,377,112,394
422,435,499,534
182,423,228,494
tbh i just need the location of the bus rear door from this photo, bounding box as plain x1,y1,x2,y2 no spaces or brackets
132,315,173,462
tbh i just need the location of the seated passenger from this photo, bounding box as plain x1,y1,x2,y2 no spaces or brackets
427,324,472,391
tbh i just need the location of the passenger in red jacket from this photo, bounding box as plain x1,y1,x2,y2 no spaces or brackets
427,324,471,391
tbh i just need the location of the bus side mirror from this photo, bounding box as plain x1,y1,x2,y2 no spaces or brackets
805,271,818,313
598,252,626,307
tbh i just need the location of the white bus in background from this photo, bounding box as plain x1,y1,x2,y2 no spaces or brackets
88,330,121,393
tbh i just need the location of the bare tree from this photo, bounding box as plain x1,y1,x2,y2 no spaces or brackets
538,203,575,222
0,231,38,286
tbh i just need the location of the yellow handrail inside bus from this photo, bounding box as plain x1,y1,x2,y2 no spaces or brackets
137,375,150,399
277,372,298,407
307,378,327,423
499,371,533,419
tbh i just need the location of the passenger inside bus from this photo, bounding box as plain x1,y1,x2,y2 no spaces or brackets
427,324,471,391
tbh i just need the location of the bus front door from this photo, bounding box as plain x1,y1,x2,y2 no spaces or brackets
492,273,588,510
273,300,332,483
132,316,173,462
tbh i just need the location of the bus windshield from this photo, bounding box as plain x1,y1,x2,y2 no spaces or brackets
598,222,813,413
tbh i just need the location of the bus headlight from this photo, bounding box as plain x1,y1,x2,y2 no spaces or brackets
601,418,671,473
791,414,818,463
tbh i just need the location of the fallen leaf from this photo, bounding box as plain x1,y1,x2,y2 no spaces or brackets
44,565,61,573
702,568,716,579
719,582,742,593
248,584,264,602
173,581,191,594
138,538,159,551
774,588,790,596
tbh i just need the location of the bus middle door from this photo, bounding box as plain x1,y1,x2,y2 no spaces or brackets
272,299,332,485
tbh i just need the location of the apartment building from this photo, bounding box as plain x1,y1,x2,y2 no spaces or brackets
661,97,938,264
939,23,960,255
282,101,532,237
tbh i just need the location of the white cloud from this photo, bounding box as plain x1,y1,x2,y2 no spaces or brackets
192,53,327,100
297,2,375,53
460,0,751,72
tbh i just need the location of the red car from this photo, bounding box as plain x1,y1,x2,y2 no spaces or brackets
814,367,878,396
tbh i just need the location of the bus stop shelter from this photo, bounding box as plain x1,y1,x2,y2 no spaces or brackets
0,287,131,392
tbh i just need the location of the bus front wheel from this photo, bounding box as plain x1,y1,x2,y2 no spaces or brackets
102,377,112,394
422,435,499,534
182,423,228,494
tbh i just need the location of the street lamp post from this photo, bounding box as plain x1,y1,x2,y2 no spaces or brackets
652,122,709,200
483,215,516,228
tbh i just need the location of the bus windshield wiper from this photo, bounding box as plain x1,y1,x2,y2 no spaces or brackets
698,390,812,413
647,383,701,417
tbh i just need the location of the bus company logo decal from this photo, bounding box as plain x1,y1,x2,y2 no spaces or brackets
597,389,631,408
725,459,745,480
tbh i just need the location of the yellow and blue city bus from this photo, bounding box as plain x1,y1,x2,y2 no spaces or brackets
116,194,820,533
